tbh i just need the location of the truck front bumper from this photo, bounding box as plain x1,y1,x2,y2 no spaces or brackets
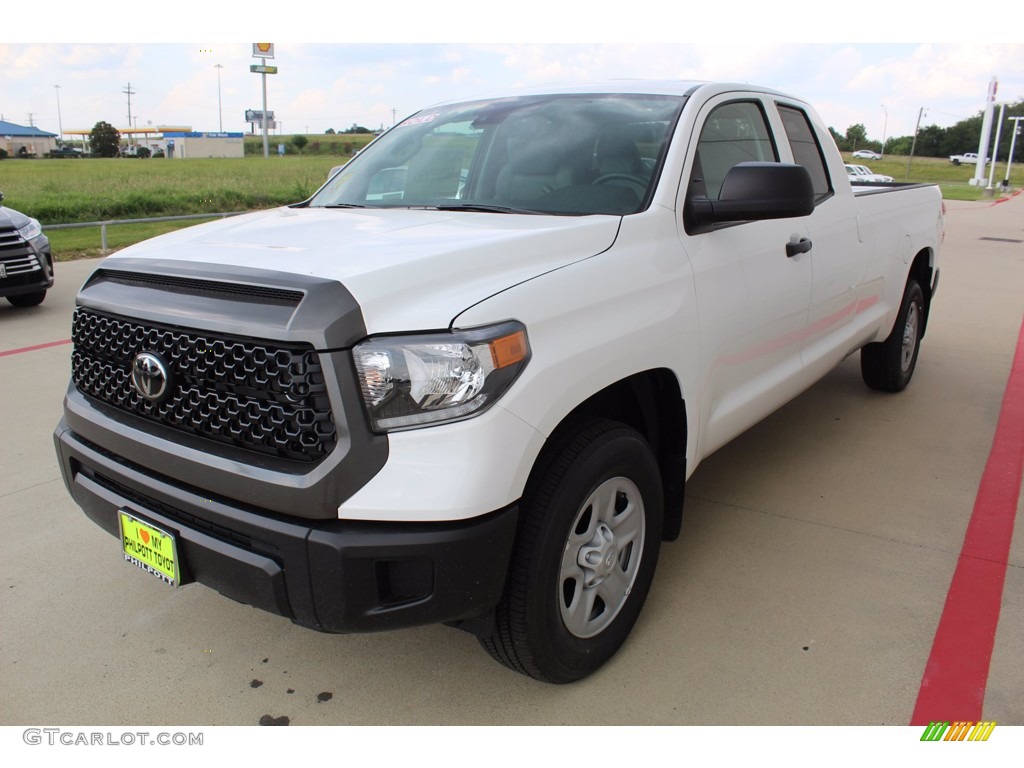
54,420,518,633
1,235,53,298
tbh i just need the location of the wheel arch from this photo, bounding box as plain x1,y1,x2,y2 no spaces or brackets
531,368,687,541
910,247,935,339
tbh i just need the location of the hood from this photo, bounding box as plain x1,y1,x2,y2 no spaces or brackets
107,206,621,332
0,206,31,231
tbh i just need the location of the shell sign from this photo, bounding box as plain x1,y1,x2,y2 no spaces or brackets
252,43,275,59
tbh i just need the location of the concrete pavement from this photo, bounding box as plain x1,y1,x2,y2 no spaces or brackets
1,195,1021,725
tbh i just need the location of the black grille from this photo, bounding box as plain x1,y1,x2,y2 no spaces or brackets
71,308,337,462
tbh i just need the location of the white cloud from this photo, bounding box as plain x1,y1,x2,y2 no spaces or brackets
3,42,1023,139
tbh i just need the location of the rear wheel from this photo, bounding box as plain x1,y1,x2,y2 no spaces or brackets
861,278,924,392
480,419,663,683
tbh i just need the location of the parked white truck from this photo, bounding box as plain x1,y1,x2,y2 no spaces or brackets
55,81,944,683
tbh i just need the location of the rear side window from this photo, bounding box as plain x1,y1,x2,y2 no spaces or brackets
777,104,831,202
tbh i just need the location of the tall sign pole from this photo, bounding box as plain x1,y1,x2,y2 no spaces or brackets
261,70,269,159
971,77,997,187
214,64,224,133
987,103,1005,190
1007,117,1023,190
252,43,277,159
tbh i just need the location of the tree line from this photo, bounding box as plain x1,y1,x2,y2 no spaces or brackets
830,98,1024,159
83,100,1024,163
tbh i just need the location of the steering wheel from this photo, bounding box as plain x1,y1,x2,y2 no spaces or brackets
593,173,648,198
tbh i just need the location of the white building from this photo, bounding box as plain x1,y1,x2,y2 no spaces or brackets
163,132,245,159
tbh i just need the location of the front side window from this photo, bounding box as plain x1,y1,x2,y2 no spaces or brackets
690,101,777,201
308,93,685,216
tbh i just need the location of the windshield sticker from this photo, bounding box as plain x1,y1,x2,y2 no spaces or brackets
398,113,439,128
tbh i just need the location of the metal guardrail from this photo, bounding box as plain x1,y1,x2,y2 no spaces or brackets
42,212,248,253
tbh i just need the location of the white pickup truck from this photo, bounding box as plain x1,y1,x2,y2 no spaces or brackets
55,81,944,683
949,152,987,165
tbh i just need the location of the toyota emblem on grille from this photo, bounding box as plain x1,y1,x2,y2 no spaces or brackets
130,352,171,402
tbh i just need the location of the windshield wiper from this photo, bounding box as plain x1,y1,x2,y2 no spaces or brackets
434,203,543,215
322,202,544,214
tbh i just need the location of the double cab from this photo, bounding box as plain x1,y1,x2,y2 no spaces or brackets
55,81,943,682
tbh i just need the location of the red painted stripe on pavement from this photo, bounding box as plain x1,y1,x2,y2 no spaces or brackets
911,313,1024,724
0,338,72,358
991,189,1023,205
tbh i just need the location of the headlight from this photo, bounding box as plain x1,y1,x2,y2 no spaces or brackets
17,218,43,242
353,321,530,432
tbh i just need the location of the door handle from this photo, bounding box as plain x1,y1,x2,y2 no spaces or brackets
786,237,812,257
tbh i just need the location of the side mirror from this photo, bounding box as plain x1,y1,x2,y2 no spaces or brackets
689,162,815,226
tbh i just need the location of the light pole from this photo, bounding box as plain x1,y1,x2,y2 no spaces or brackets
123,82,135,149
906,107,927,180
880,104,888,157
215,64,224,132
54,85,63,143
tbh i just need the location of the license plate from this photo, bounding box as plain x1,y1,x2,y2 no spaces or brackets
118,510,179,587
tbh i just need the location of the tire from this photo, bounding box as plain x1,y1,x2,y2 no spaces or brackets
6,290,46,307
861,278,924,392
480,418,663,683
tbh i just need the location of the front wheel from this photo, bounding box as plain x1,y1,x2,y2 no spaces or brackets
480,419,663,683
6,290,46,307
861,278,924,392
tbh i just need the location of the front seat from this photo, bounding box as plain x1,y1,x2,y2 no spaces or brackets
495,145,575,202
594,135,643,177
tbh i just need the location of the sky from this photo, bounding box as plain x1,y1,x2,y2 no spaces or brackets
4,5,1024,147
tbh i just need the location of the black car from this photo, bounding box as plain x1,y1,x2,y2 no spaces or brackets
0,192,54,307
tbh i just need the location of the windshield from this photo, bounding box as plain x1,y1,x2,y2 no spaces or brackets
308,93,685,216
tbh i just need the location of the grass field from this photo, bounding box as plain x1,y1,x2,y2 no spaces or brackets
243,132,377,157
1,150,1020,261
843,153,1024,198
1,155,347,259
1,155,341,223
